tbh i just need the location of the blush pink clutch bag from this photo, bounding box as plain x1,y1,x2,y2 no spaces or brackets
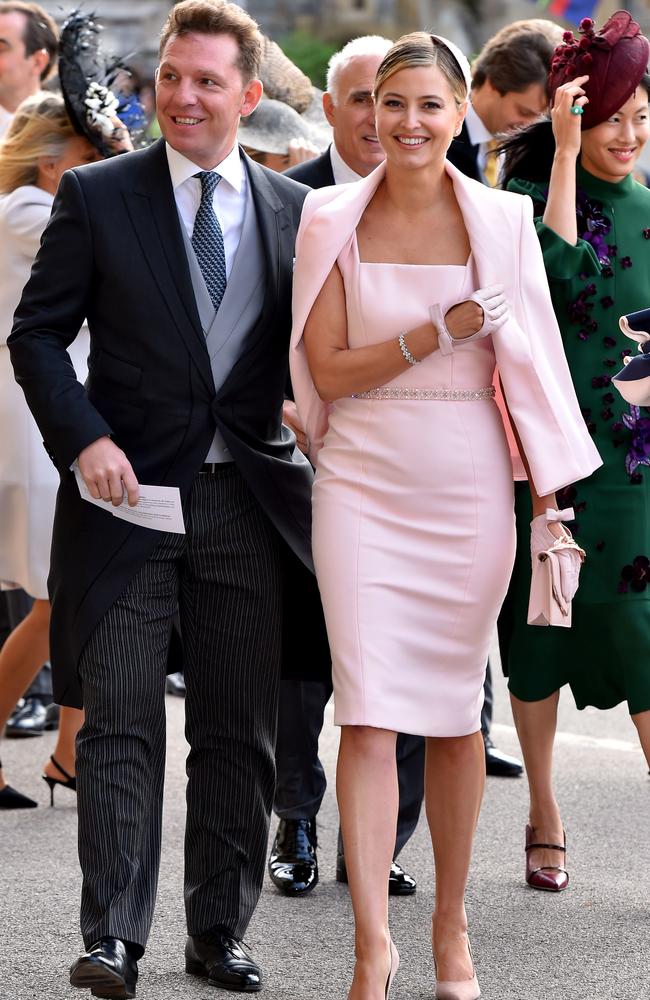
527,508,585,627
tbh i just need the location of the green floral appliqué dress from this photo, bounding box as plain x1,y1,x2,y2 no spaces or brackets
500,164,650,713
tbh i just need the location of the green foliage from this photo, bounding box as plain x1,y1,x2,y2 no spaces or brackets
278,30,338,90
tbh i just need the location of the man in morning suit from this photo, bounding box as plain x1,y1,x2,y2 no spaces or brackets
448,19,562,184
8,1,325,995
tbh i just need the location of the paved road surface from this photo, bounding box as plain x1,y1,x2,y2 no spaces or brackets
1,650,648,1000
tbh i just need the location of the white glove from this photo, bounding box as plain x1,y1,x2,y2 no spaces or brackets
528,508,586,627
431,284,509,356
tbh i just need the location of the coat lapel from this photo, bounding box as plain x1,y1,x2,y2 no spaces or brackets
123,140,214,394
444,160,514,289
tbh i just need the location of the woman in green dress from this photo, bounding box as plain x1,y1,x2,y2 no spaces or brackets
499,11,650,891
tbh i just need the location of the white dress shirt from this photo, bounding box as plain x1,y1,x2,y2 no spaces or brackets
0,105,13,139
464,102,494,181
166,142,246,280
166,142,247,463
329,142,362,185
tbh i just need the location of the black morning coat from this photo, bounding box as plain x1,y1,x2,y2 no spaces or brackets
447,121,482,183
285,147,336,188
8,138,330,707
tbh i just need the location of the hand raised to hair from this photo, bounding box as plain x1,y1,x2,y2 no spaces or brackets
550,75,589,159
105,115,134,154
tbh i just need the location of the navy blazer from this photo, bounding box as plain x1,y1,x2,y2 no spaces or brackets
447,121,482,183
285,147,336,189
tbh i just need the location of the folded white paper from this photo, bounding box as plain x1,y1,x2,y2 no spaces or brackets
74,465,185,534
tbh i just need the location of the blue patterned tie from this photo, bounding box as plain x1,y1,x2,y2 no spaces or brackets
192,171,227,313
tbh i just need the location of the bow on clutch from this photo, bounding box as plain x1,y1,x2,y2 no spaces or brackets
528,509,586,627
611,307,650,406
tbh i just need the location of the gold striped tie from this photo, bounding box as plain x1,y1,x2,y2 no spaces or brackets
483,138,500,187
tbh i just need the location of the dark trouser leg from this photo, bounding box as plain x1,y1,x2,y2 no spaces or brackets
394,733,425,856
338,732,426,859
273,678,332,820
182,470,283,940
3,589,33,630
481,661,494,735
0,592,12,647
77,532,183,953
24,662,53,703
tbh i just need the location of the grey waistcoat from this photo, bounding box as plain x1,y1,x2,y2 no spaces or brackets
180,181,267,461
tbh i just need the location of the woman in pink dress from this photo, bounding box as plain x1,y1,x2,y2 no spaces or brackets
290,33,601,1000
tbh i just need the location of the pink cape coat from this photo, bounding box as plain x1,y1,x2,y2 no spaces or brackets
289,159,602,498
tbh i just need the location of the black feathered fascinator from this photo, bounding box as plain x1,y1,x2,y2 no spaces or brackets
59,9,145,157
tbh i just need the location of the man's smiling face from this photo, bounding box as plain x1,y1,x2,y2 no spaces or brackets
0,10,43,112
323,54,387,177
156,30,261,169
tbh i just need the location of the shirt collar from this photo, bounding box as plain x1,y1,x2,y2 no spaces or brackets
165,141,244,193
464,102,493,147
330,142,363,185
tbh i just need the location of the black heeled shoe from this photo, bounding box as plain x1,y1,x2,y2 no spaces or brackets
0,758,37,809
42,754,76,807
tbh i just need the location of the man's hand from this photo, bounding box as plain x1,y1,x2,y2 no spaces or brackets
78,436,140,506
106,115,134,154
282,400,308,454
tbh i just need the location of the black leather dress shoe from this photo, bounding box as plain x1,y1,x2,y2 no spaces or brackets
484,734,523,777
165,672,186,697
268,818,318,896
336,856,417,896
186,932,262,992
387,860,417,896
5,697,59,738
70,937,138,998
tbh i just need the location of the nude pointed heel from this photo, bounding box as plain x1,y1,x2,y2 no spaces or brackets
434,938,480,1000
386,940,400,999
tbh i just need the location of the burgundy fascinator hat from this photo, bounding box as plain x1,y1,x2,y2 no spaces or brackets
547,10,650,130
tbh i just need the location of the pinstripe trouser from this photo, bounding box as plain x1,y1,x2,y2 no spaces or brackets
76,466,282,952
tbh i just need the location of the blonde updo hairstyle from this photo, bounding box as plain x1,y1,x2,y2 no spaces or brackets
0,92,77,194
374,32,468,108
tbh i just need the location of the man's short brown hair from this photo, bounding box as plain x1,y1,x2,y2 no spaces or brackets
0,2,59,81
159,0,262,82
472,19,563,95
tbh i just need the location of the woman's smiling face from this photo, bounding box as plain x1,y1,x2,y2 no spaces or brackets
374,64,466,169
580,86,650,183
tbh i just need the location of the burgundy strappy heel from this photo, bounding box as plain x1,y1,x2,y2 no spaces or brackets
525,824,569,892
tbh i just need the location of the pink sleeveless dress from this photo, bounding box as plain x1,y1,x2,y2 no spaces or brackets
311,235,516,737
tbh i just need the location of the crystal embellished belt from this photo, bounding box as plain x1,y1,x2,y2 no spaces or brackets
350,386,496,401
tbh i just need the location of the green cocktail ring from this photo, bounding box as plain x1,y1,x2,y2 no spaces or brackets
570,104,584,115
